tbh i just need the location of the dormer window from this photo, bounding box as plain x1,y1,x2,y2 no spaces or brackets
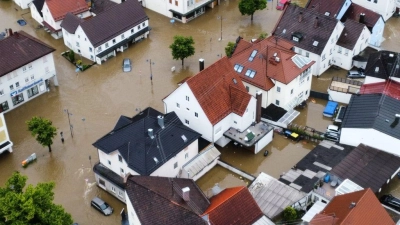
234,64,244,73
293,36,299,42
292,32,303,42
248,50,257,61
375,67,379,72
245,69,256,78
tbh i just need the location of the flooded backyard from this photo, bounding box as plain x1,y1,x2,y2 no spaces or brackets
0,0,400,223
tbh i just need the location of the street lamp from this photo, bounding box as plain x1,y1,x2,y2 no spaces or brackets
64,109,73,138
146,59,155,83
217,16,223,41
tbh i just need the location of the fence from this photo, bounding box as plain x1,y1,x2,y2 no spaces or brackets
310,91,329,100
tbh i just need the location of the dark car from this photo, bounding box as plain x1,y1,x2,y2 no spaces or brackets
91,197,113,216
380,194,400,211
324,131,339,142
122,58,132,72
347,70,365,79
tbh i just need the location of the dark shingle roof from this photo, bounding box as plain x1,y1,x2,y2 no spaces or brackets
364,51,400,79
80,0,148,47
337,19,366,50
0,31,55,77
90,0,117,15
32,0,45,17
331,144,400,193
60,13,82,34
305,0,346,18
92,107,202,176
125,176,209,225
341,94,400,139
273,4,339,55
343,3,381,28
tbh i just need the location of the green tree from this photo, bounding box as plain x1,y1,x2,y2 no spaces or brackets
258,32,268,40
68,51,75,63
238,0,267,21
0,172,73,225
169,35,195,66
225,42,236,58
283,206,297,222
26,116,57,152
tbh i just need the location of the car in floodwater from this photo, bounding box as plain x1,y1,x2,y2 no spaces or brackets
91,197,113,216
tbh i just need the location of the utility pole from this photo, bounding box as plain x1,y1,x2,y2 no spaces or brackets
64,109,73,138
217,16,223,41
146,59,155,84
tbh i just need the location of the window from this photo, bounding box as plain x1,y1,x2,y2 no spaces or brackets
0,90,3,96
248,50,257,61
374,0,377,3
293,36,299,42
31,75,34,80
307,76,310,81
306,90,308,95
186,108,190,111
275,100,280,105
246,86,249,92
338,46,342,53
298,49,302,55
245,69,256,78
344,49,349,56
174,162,178,169
9,85,13,90
78,35,80,39
118,191,124,197
185,119,189,125
108,160,111,165
138,24,141,29
90,55,94,60
112,39,116,44
89,47,92,52
28,64,33,70
142,22,145,27
330,49,332,55
105,43,109,48
186,96,189,101
22,66,27,72
175,0,178,6
277,86,281,92
118,155,122,162
234,121,237,124
120,168,124,174
111,186,116,193
176,103,180,108
290,89,293,94
76,42,80,47
215,127,222,134
121,34,125,39
169,0,172,3
27,86,39,98
131,28,134,33
25,77,29,82
195,112,198,117
77,49,81,53
306,52,309,58
12,93,24,106
234,64,244,73
185,153,189,159
97,46,102,52
0,101,9,112
15,82,19,88
99,179,106,187
322,54,326,61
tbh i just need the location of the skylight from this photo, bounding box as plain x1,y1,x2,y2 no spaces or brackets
153,157,159,164
248,50,258,61
245,69,256,78
181,135,187,143
292,55,311,68
282,29,286,34
313,41,319,47
324,12,330,16
234,64,244,73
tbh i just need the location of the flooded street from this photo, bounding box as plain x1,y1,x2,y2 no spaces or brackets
0,0,400,223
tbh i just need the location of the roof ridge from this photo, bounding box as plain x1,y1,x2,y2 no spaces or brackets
341,189,369,223
18,31,56,51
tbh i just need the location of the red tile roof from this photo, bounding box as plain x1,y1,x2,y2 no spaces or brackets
360,80,400,100
344,3,381,28
310,188,394,225
186,57,252,125
229,36,314,90
202,186,264,225
46,0,89,21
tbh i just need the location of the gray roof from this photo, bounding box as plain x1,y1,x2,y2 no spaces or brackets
365,51,400,79
341,94,400,139
92,107,202,176
182,144,221,179
90,0,117,15
331,144,400,193
80,0,148,47
60,13,82,34
93,162,124,189
273,4,339,55
249,172,307,219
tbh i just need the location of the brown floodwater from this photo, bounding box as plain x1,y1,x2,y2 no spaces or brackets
0,0,400,223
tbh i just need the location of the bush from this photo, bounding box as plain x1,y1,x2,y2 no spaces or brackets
69,51,75,62
283,206,297,222
76,59,82,65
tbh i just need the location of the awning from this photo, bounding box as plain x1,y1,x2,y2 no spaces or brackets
169,0,214,17
181,144,221,179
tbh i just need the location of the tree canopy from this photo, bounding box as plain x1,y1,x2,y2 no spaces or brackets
0,172,73,225
26,116,57,152
283,206,297,222
238,0,267,21
169,35,195,66
225,42,236,58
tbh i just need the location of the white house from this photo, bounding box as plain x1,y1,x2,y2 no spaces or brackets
352,0,396,21
13,0,32,9
273,4,344,76
0,30,58,113
340,94,400,155
332,19,371,70
305,0,352,20
363,51,400,84
0,113,13,155
163,57,257,148
61,0,149,64
140,0,217,23
30,0,45,26
92,107,206,203
343,3,385,47
38,0,90,39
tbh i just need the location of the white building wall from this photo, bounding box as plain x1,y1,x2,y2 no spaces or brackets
254,129,273,154
94,173,126,202
352,0,396,21
42,3,91,32
13,0,31,9
328,89,353,104
126,194,142,225
30,4,44,25
370,18,385,47
0,113,13,154
243,82,272,108
142,0,172,18
0,53,57,113
340,128,400,156
336,0,352,20
364,76,385,84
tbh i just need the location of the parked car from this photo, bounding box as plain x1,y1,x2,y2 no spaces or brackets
380,194,400,211
347,70,365,79
324,131,339,142
122,58,132,72
91,197,113,216
334,106,346,125
326,125,340,134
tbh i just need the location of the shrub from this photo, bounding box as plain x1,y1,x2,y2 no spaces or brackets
283,206,297,222
69,51,75,62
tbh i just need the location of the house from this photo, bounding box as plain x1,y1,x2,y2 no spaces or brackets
0,30,58,113
332,19,371,70
139,0,217,23
228,36,315,125
125,175,210,225
30,0,45,26
92,107,208,203
343,3,385,47
201,186,271,225
330,144,400,193
163,57,257,148
0,113,13,155
310,188,395,225
340,94,400,155
352,0,396,21
305,0,351,20
13,0,32,9
363,51,400,84
37,0,91,39
61,0,149,64
272,4,345,76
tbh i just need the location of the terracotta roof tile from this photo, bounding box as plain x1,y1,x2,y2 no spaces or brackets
202,186,263,225
310,189,394,225
186,57,252,125
46,0,89,21
337,19,366,50
0,31,55,77
305,0,346,18
344,3,381,28
360,80,400,99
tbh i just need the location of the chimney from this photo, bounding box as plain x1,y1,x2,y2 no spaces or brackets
256,91,262,123
8,28,13,36
182,187,190,201
157,115,165,129
359,13,365,24
349,202,356,208
199,58,204,71
298,12,303,22
148,128,154,139
314,17,319,28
